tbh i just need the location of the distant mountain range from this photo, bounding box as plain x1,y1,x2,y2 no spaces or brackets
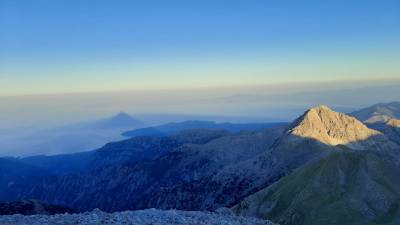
351,102,400,145
351,102,400,123
122,120,287,137
0,102,399,225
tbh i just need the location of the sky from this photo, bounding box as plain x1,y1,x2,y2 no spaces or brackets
1,0,400,96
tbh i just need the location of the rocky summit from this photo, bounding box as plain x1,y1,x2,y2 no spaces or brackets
286,105,384,149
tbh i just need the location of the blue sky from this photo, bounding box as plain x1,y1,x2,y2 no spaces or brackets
0,0,399,95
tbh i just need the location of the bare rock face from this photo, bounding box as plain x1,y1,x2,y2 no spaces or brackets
285,105,387,150
387,118,400,127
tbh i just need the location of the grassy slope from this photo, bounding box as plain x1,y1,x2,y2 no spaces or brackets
235,150,400,225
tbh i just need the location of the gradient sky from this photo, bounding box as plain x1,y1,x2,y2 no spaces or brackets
1,0,399,96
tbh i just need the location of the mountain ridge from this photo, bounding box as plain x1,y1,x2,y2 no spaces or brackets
351,102,400,123
122,120,288,138
282,105,389,150
351,102,400,145
1,104,399,223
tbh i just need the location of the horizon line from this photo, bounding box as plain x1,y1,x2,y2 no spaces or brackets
1,77,399,98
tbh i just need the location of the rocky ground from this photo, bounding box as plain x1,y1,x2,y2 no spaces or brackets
0,208,276,225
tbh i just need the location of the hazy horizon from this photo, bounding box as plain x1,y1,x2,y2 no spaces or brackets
1,79,399,129
1,0,399,156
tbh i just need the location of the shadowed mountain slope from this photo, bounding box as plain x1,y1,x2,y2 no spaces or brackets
0,199,74,215
0,158,51,201
367,119,400,145
0,129,231,205
15,129,228,176
8,127,286,212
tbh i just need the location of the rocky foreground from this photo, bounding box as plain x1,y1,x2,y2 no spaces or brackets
0,208,276,225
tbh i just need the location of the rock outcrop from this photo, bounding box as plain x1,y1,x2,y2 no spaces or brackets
281,105,397,153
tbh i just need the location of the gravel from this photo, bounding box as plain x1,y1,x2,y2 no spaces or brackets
0,208,277,225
